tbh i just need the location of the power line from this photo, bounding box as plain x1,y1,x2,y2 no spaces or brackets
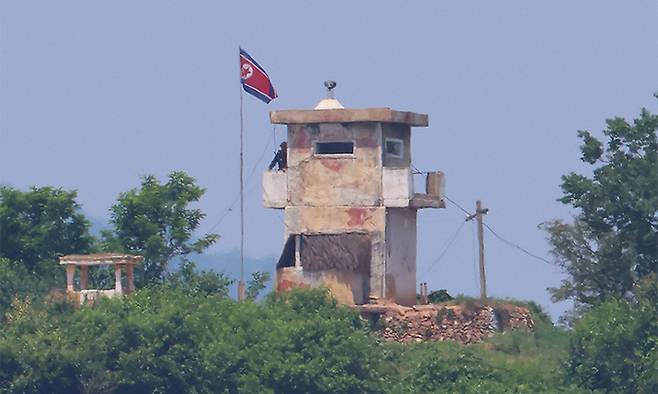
444,194,552,265
245,125,277,185
482,222,552,264
205,126,277,234
444,194,472,217
411,164,424,175
421,220,467,276
206,194,240,233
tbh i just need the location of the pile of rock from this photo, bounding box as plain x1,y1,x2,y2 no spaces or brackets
358,302,535,344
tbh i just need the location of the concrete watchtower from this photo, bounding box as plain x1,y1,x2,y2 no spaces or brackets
262,83,444,306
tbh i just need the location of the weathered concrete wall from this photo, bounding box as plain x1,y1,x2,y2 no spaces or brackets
271,108,429,127
381,123,411,168
274,233,373,304
284,206,386,235
382,167,413,207
385,208,417,306
262,171,287,208
287,123,382,206
277,267,370,304
266,114,429,305
283,206,387,302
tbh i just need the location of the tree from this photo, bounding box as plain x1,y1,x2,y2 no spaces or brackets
544,98,658,309
105,171,218,285
245,271,271,300
0,186,94,272
566,275,657,393
0,288,385,394
0,258,58,320
165,259,233,298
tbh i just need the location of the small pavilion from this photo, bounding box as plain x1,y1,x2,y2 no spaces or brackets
59,253,144,304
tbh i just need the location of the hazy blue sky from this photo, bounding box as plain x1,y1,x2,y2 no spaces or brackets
2,1,657,318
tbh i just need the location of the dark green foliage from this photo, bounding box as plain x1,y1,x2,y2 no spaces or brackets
544,100,658,308
164,259,233,298
104,171,219,286
566,276,658,393
427,288,452,303
0,186,94,271
0,288,384,394
402,344,507,393
382,325,581,394
0,287,585,394
543,96,658,392
0,186,94,320
245,270,271,300
0,258,60,320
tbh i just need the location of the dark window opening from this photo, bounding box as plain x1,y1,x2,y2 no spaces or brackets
276,235,296,269
315,141,354,155
385,139,403,158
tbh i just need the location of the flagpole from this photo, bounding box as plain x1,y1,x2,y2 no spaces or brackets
238,47,246,302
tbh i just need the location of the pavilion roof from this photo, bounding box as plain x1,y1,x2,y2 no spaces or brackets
59,253,144,266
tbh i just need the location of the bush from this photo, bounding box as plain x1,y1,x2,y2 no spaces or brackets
383,336,580,394
566,277,658,393
0,258,61,321
427,289,452,303
0,288,384,394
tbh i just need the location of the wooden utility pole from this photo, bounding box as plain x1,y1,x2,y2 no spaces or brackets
476,200,488,300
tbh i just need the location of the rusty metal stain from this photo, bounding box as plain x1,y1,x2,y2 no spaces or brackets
277,267,367,304
320,159,344,172
346,207,375,226
289,125,312,149
277,278,309,291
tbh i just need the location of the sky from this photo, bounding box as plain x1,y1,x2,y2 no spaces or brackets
2,1,657,319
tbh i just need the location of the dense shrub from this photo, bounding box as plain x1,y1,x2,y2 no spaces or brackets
382,327,581,394
566,277,658,393
0,288,383,394
0,258,61,320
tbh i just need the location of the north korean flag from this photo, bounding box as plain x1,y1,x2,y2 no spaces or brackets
240,48,277,103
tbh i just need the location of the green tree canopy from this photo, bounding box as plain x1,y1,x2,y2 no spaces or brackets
544,98,658,308
104,171,218,285
0,186,93,271
566,276,657,393
0,289,384,394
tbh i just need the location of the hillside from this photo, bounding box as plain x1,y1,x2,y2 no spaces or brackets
0,287,579,394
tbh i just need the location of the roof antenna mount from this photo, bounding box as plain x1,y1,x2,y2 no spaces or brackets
324,80,337,99
314,80,344,110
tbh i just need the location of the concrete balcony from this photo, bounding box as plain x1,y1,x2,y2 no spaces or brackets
382,168,445,208
411,171,445,208
262,170,287,208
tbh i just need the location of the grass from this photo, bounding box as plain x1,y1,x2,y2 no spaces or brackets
378,323,579,393
377,298,582,393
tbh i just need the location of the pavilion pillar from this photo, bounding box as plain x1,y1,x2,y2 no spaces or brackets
126,263,134,293
114,264,123,295
80,266,89,290
66,264,76,292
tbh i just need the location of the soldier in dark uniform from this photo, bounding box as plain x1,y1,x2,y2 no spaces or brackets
268,141,287,171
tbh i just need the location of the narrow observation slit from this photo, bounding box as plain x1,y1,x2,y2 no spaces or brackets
315,141,354,155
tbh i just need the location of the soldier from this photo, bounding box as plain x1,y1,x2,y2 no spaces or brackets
268,141,288,171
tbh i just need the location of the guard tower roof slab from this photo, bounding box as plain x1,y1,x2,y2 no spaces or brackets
270,108,428,127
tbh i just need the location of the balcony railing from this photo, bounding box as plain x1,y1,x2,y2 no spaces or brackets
382,167,445,208
262,170,287,208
